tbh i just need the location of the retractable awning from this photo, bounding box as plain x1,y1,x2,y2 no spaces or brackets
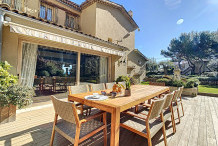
4,22,125,56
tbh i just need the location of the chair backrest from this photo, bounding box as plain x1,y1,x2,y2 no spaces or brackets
90,83,105,91
118,82,126,88
178,86,184,98
149,82,165,86
148,98,165,120
162,92,174,109
105,82,116,89
68,85,89,95
50,95,78,124
172,90,180,102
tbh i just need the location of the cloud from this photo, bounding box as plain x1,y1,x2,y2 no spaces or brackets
176,19,184,25
164,0,182,9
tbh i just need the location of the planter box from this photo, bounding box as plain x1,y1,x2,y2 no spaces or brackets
169,87,198,97
0,104,16,124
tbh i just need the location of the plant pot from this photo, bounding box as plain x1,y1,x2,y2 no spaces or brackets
125,89,131,96
169,86,198,97
0,104,16,124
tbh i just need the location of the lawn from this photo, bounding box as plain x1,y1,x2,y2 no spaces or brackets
141,81,149,85
198,85,218,94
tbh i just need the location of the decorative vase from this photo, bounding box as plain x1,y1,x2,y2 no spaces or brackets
125,89,131,96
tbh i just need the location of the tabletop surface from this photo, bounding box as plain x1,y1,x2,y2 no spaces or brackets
68,85,169,112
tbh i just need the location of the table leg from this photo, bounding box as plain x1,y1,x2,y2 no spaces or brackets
110,108,120,146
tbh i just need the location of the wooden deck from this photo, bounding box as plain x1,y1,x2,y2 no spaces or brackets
0,95,217,146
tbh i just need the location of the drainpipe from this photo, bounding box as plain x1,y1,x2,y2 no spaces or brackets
0,10,5,61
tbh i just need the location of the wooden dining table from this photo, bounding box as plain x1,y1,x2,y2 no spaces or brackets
68,85,169,146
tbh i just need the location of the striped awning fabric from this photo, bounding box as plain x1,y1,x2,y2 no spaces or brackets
5,22,125,56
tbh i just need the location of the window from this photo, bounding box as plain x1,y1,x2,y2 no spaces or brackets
40,5,46,19
80,53,108,84
2,0,23,11
65,14,74,29
39,3,54,21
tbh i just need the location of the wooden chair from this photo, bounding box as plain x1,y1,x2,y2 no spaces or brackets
89,83,105,92
68,85,92,116
121,98,167,146
162,92,176,133
171,90,181,123
50,95,107,146
105,82,116,89
149,82,165,86
178,87,184,116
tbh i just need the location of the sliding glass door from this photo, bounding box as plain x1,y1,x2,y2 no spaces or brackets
80,53,108,84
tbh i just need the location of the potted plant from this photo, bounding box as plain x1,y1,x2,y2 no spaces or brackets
116,76,132,96
0,61,34,124
124,77,131,96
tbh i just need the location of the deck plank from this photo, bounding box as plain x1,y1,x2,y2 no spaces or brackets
197,96,207,146
205,97,217,146
0,96,217,146
208,97,218,146
168,97,194,146
187,96,201,146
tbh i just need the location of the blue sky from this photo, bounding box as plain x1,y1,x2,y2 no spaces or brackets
73,0,218,62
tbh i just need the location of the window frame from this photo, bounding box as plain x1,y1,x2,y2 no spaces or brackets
39,2,55,22
65,13,75,29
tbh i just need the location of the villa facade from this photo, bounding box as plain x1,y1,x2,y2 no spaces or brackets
0,0,147,92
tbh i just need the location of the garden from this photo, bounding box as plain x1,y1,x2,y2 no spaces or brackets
144,31,218,95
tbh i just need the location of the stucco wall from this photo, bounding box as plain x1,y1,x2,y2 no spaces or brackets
57,8,66,26
80,3,96,36
1,26,19,75
127,50,146,83
95,3,135,50
23,0,40,17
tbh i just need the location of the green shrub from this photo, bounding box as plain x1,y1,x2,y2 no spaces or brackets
170,80,185,87
0,61,18,92
185,78,200,88
0,61,34,108
156,78,170,86
1,85,34,109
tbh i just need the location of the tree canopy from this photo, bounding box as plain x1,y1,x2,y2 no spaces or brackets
161,31,218,74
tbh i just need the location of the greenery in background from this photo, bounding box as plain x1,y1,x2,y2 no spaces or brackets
198,85,218,94
146,58,159,72
156,77,200,88
161,31,218,75
0,61,34,108
36,57,66,77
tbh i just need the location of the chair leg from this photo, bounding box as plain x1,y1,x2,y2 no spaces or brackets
146,121,152,146
74,126,81,146
160,113,167,146
180,97,184,116
50,114,58,146
171,114,176,133
103,113,107,146
89,108,92,115
162,124,167,146
176,102,181,123
170,106,176,133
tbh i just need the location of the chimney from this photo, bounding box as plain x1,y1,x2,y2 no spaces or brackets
128,10,133,17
